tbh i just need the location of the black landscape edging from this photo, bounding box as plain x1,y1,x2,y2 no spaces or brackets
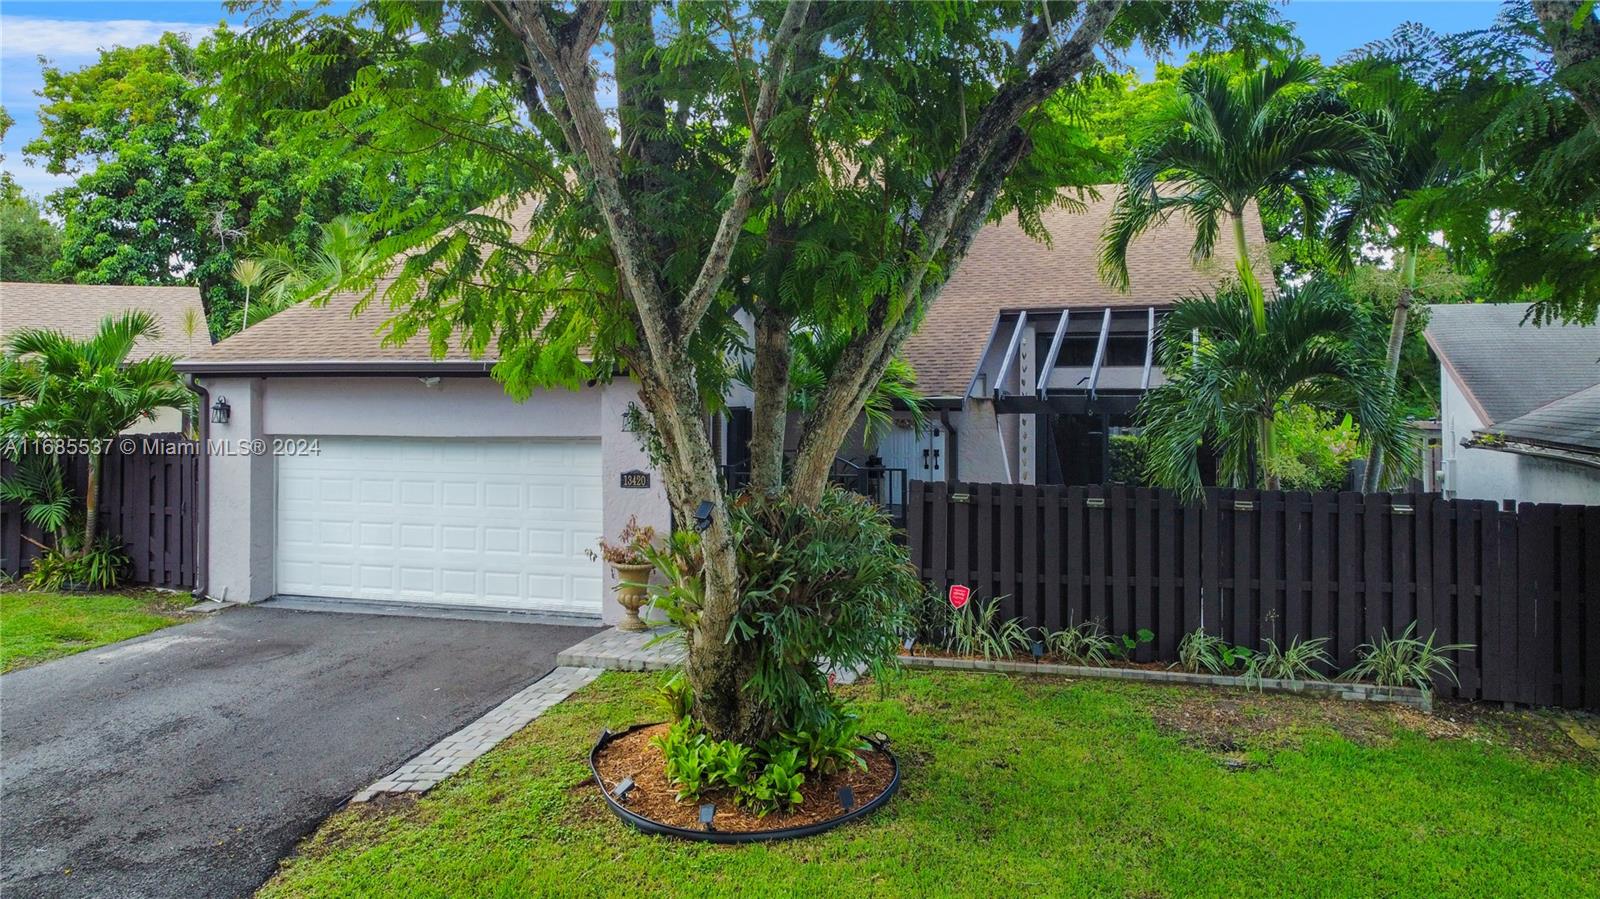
590,723,901,843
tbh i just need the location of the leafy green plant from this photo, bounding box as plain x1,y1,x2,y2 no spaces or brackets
0,451,73,546
1176,627,1255,674
644,488,917,744
941,597,1031,660
1248,636,1333,684
653,670,694,722
1043,618,1118,666
22,535,129,591
1106,628,1156,660
739,747,806,817
651,718,752,802
782,704,868,776
1344,623,1472,694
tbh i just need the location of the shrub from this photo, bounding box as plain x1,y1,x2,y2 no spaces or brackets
23,535,129,591
645,486,918,741
1176,627,1253,674
1344,623,1472,694
935,596,1031,660
654,670,693,722
1043,618,1117,666
1248,636,1332,683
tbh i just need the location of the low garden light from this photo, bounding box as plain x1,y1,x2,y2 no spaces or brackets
210,395,231,424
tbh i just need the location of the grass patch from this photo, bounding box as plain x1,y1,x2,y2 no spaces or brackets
262,671,1600,898
0,588,191,672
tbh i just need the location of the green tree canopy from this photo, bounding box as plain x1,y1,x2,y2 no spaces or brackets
21,30,491,337
221,0,1291,745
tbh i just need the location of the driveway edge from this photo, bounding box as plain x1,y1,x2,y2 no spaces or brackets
352,665,603,802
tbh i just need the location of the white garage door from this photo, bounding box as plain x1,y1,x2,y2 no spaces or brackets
275,437,604,615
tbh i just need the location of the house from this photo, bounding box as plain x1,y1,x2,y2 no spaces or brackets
0,282,212,433
178,188,1265,625
1425,302,1600,504
883,190,1270,487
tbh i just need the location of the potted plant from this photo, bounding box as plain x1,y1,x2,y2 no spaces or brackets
591,517,659,631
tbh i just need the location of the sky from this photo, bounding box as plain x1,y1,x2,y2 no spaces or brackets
1,1,1506,200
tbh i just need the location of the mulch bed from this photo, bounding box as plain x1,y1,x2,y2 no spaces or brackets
593,723,896,833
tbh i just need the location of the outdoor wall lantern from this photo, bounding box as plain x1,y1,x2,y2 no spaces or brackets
693,500,715,533
210,396,231,424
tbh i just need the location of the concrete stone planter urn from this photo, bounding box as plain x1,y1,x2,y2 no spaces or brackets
612,563,655,632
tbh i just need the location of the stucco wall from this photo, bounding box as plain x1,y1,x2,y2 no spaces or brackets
197,374,668,624
262,377,599,437
203,377,275,602
1439,369,1600,505
954,400,1009,484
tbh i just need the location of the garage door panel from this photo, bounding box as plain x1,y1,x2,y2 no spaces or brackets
276,437,604,615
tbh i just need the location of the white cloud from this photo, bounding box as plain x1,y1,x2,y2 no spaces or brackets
0,16,215,61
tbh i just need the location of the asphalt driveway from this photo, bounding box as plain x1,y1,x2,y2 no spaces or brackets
0,605,598,899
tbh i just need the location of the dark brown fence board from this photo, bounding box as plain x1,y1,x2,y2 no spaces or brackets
2,436,197,590
911,481,1598,712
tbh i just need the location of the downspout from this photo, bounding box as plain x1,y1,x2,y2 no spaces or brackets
183,374,210,599
939,408,959,483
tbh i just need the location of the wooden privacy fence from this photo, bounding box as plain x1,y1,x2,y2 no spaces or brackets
907,481,1600,711
1,434,200,590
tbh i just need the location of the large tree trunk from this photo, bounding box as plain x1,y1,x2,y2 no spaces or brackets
81,450,102,552
1534,0,1600,132
1362,248,1417,493
748,308,793,495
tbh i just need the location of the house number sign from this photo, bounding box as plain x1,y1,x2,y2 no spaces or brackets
620,470,651,489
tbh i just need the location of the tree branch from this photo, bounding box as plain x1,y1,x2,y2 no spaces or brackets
674,0,813,342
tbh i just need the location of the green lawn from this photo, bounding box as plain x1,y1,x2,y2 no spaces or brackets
0,589,192,672
261,671,1600,899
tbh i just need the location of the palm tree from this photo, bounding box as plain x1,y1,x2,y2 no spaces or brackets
1138,279,1412,497
235,215,376,329
0,311,194,551
1100,58,1388,331
231,257,271,334
1333,62,1458,492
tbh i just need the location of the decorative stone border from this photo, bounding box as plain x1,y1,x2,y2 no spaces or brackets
899,654,1432,712
352,665,604,802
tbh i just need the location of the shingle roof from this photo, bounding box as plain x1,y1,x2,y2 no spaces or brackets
178,196,540,374
175,288,497,373
1,282,212,361
1477,382,1600,456
901,188,1274,397
1424,303,1600,425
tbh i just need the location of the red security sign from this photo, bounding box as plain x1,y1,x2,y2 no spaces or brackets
948,584,971,610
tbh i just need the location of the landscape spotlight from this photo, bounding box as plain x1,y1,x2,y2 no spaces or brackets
699,803,716,831
694,500,715,532
610,776,635,801
838,786,856,813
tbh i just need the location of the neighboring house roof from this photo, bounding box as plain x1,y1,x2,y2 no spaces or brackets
0,282,212,361
901,188,1274,398
1472,381,1600,463
1424,302,1600,426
